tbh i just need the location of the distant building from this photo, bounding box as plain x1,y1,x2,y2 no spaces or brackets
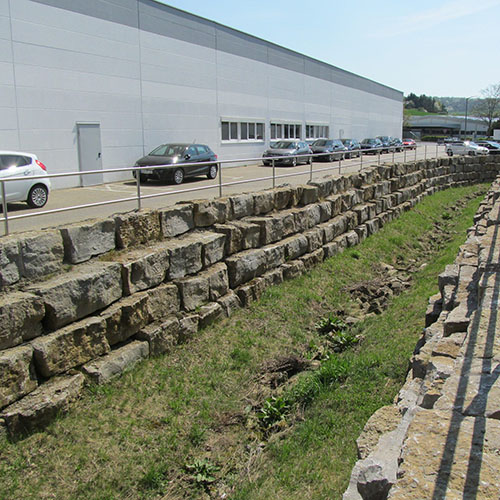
2,0,403,188
404,115,488,139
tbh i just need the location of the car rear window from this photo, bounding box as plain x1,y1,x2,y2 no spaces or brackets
0,155,32,170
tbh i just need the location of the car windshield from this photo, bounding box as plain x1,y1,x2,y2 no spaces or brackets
149,144,187,156
311,140,331,147
272,141,296,149
362,139,377,145
465,141,478,147
332,140,344,147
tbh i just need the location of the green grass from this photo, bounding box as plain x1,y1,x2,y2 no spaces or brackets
0,184,487,500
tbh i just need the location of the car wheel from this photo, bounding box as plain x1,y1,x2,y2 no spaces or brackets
173,168,184,185
468,151,475,156
207,164,218,179
139,173,148,183
329,154,334,162
263,161,270,166
27,184,48,208
291,157,297,167
447,150,453,157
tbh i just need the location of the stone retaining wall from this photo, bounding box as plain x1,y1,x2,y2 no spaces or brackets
1,156,499,438
343,174,500,499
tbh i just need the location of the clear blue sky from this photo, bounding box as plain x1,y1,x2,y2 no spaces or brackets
160,0,500,98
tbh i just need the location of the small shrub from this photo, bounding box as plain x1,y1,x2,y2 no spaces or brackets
257,395,291,429
330,331,359,353
185,458,220,485
315,314,348,335
140,463,168,492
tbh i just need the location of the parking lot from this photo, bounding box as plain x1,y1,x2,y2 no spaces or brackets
2,144,445,235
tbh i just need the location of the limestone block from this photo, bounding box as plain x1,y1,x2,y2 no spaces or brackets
217,291,241,317
311,178,334,199
431,333,466,359
203,262,229,301
318,200,333,222
82,341,149,384
334,234,348,251
167,234,203,279
115,210,161,249
119,246,169,295
365,218,380,236
101,293,149,346
32,316,109,377
230,193,255,219
198,232,226,267
278,211,297,238
274,186,293,210
246,216,284,245
323,241,340,259
60,218,115,264
322,215,348,242
282,260,305,280
236,277,266,306
214,221,260,255
225,248,266,288
283,234,308,260
346,230,359,247
355,224,368,242
298,204,321,230
145,284,180,322
443,304,471,336
19,231,64,279
304,227,324,252
300,248,324,270
31,262,122,330
254,190,275,215
0,344,37,410
192,199,230,226
176,274,209,311
356,405,401,460
0,373,85,437
159,204,194,238
262,267,284,287
425,293,442,327
353,204,370,224
438,264,459,294
178,313,199,342
262,242,286,272
137,317,180,355
0,236,22,288
329,194,343,216
300,185,319,205
198,302,223,328
0,292,44,349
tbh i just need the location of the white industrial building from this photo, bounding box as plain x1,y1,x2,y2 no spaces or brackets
1,0,403,188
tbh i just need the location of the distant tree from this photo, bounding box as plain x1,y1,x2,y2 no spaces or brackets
404,93,447,113
472,83,500,135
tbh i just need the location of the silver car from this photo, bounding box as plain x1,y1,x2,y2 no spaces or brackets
262,141,312,166
445,141,489,157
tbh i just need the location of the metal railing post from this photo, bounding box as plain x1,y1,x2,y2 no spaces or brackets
272,159,275,188
1,181,8,236
135,170,141,211
378,150,381,165
424,145,427,160
392,149,395,163
218,163,223,198
338,155,342,174
360,152,363,171
309,157,313,182
404,149,407,163
414,146,417,161
436,143,438,159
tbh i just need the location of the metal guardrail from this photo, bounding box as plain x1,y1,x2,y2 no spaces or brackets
0,143,441,235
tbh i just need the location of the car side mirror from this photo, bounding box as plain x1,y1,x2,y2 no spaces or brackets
184,154,191,160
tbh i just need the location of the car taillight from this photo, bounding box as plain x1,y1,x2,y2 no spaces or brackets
214,154,218,159
36,160,47,171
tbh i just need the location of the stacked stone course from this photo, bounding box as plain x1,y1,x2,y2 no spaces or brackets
343,172,500,499
1,156,499,438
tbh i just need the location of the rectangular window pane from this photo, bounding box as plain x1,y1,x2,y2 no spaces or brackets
257,123,264,140
221,122,229,141
249,123,255,139
284,124,289,139
230,122,238,140
241,122,248,140
277,124,282,138
295,125,301,139
271,123,276,139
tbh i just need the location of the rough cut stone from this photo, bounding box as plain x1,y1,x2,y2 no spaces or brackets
32,316,109,377
178,313,199,342
115,210,161,249
203,262,229,301
300,185,319,205
225,248,266,288
137,317,180,356
167,234,203,279
82,341,149,384
198,302,223,328
254,190,275,215
0,344,37,410
176,274,209,311
282,260,305,280
192,199,229,226
0,292,44,349
145,284,180,322
0,373,85,437
274,186,293,210
230,193,254,219
159,204,194,238
119,245,169,295
217,291,241,317
283,234,308,260
198,231,226,267
101,293,149,346
31,262,122,330
60,218,115,264
19,231,64,279
0,236,22,288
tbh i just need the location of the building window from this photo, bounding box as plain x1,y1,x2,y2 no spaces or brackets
306,124,329,139
271,122,301,140
221,120,264,142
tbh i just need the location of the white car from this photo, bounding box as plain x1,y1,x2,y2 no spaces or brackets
445,141,489,157
0,151,51,208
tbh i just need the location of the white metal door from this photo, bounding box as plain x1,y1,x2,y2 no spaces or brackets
77,123,103,186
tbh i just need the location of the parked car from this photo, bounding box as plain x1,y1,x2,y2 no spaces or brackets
262,141,311,166
445,141,489,157
376,136,393,153
0,151,50,208
360,138,383,154
340,139,361,158
309,139,347,161
133,143,218,184
390,138,404,152
402,138,417,150
476,140,500,154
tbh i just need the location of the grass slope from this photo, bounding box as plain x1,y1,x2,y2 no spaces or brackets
0,184,487,500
